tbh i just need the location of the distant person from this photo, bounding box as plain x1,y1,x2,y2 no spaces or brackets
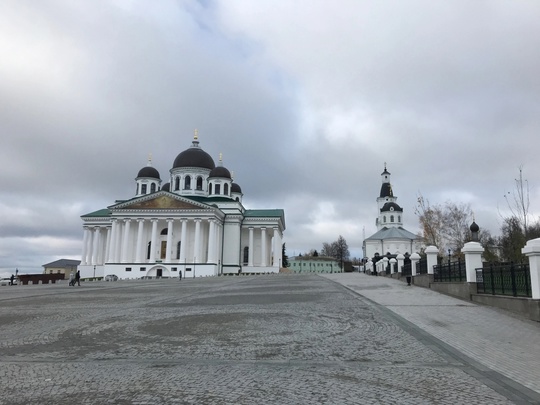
69,272,75,286
179,271,182,281
10,274,14,286
75,270,81,286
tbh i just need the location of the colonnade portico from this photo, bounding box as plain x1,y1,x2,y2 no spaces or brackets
80,217,223,267
244,226,283,269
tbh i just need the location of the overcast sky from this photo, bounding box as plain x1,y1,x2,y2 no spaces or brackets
1,0,540,275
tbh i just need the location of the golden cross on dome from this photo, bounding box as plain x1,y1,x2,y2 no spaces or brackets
194,128,198,140
148,153,153,165
219,152,223,162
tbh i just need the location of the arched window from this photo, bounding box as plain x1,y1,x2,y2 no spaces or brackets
175,177,180,190
224,183,229,195
383,215,386,223
151,183,156,193
136,184,139,195
176,241,181,259
184,176,191,190
160,228,168,235
243,246,249,265
390,215,394,222
196,176,203,190
398,215,401,222
141,184,147,194
215,184,221,195
209,183,213,195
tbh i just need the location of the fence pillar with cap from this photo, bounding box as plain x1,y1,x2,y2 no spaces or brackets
410,253,421,276
390,258,397,274
425,246,439,275
396,253,404,274
462,241,484,283
522,238,540,299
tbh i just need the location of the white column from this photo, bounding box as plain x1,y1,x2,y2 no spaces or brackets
166,219,174,262
150,219,158,262
261,227,267,266
248,227,254,266
179,219,187,264
410,252,421,276
104,226,111,264
273,227,281,268
136,219,144,262
522,238,540,299
121,219,131,263
108,220,117,262
462,241,484,283
114,220,123,263
208,219,216,263
194,219,201,263
92,227,101,265
425,245,439,275
81,227,90,265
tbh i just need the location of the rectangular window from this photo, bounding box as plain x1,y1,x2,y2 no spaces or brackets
140,267,146,272
171,267,177,272
126,267,132,272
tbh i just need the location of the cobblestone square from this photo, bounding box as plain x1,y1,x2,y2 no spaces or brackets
0,274,537,404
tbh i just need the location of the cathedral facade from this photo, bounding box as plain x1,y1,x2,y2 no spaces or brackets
78,133,285,279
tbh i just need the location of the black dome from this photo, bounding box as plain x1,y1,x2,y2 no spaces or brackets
470,221,479,232
173,147,215,170
209,166,231,179
231,183,242,193
380,202,403,212
161,182,170,192
137,166,160,179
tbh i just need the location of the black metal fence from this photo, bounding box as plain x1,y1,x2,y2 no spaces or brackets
416,258,427,275
433,259,465,282
476,262,532,298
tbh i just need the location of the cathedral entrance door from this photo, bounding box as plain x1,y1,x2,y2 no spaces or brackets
156,268,163,278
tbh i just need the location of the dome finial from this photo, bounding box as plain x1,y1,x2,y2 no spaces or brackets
147,153,153,166
194,128,198,140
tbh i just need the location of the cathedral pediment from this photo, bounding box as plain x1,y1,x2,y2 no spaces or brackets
114,194,207,211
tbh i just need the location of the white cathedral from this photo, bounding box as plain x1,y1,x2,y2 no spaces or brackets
78,132,286,279
363,165,423,260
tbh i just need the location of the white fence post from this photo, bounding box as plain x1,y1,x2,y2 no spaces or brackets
396,253,404,274
425,246,438,275
522,238,540,299
462,241,484,283
390,258,396,274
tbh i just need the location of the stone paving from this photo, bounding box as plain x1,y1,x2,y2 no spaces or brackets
0,274,538,404
323,272,540,400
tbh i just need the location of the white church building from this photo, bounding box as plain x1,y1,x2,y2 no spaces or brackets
78,133,286,279
363,165,423,260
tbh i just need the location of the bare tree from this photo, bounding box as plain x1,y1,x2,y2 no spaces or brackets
415,194,445,252
416,193,473,256
442,202,473,255
321,236,350,268
503,166,532,239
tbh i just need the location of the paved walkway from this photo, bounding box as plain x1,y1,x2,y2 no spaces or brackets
0,274,539,404
323,272,540,402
